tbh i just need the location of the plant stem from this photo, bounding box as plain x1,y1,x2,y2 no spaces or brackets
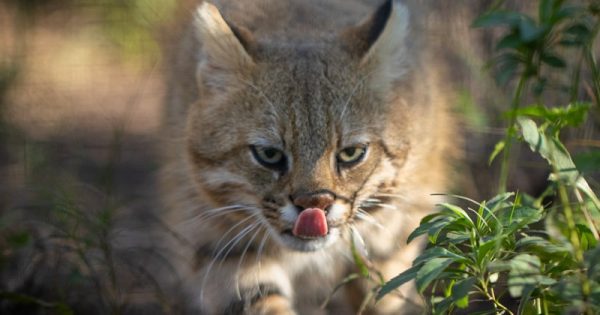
498,75,528,193
556,177,592,315
480,278,514,315
573,188,600,240
542,293,549,315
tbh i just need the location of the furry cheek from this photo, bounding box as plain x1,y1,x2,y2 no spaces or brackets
194,167,261,205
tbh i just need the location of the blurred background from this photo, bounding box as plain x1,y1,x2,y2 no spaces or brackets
0,1,184,313
0,0,598,314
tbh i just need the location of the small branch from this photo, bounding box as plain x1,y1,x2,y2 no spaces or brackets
498,75,528,193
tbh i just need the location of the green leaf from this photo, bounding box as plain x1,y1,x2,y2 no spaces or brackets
376,264,420,300
488,140,506,165
553,275,583,300
508,254,556,297
496,32,522,50
576,180,600,217
565,22,591,39
509,103,590,128
517,117,578,182
350,231,369,277
451,277,476,308
415,257,455,293
477,238,500,265
516,236,570,255
497,205,544,233
445,231,471,244
407,215,454,244
519,17,545,42
439,203,473,225
539,0,554,23
427,217,455,244
517,285,536,315
519,115,600,214
487,192,515,211
432,296,454,315
407,213,444,243
576,224,598,250
413,247,469,266
541,52,566,68
487,260,511,273
495,53,521,85
559,38,583,46
554,6,581,22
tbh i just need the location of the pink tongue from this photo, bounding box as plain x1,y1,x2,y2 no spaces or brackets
292,208,328,238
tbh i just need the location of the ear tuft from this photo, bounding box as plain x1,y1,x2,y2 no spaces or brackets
194,2,255,92
353,0,394,53
343,0,411,92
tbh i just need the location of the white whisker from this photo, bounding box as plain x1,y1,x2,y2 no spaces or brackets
235,226,264,299
180,205,260,233
200,213,261,303
356,209,386,230
373,193,408,200
217,222,261,265
377,204,398,210
212,213,261,256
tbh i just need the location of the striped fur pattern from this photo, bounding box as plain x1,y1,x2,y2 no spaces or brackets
161,0,454,313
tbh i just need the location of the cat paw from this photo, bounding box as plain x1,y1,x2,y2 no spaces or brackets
248,295,297,315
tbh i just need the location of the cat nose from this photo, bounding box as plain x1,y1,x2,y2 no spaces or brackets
292,191,335,212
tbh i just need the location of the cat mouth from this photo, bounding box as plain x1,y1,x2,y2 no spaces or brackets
276,225,341,252
268,205,345,251
282,228,327,240
282,222,342,239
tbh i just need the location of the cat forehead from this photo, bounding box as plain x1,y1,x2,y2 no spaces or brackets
246,104,378,148
251,49,362,107
244,60,380,144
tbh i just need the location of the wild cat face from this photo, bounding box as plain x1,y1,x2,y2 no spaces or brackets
186,1,413,251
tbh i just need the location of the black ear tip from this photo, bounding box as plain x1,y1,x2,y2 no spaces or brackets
382,0,393,14
364,0,394,48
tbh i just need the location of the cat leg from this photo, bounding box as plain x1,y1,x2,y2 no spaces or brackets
193,260,297,315
225,287,296,315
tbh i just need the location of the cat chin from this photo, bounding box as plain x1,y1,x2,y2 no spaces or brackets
274,227,341,252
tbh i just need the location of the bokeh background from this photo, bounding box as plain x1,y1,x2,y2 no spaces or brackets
0,1,184,313
0,0,598,314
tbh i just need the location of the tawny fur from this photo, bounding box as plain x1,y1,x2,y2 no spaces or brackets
160,0,456,314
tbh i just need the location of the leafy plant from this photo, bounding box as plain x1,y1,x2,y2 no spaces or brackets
376,0,600,314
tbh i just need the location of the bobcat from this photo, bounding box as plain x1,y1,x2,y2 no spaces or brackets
160,0,454,313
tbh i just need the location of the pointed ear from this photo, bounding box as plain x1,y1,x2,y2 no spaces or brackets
342,0,410,92
194,2,255,93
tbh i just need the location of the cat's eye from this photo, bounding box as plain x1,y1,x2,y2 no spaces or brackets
250,145,287,172
337,145,368,167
